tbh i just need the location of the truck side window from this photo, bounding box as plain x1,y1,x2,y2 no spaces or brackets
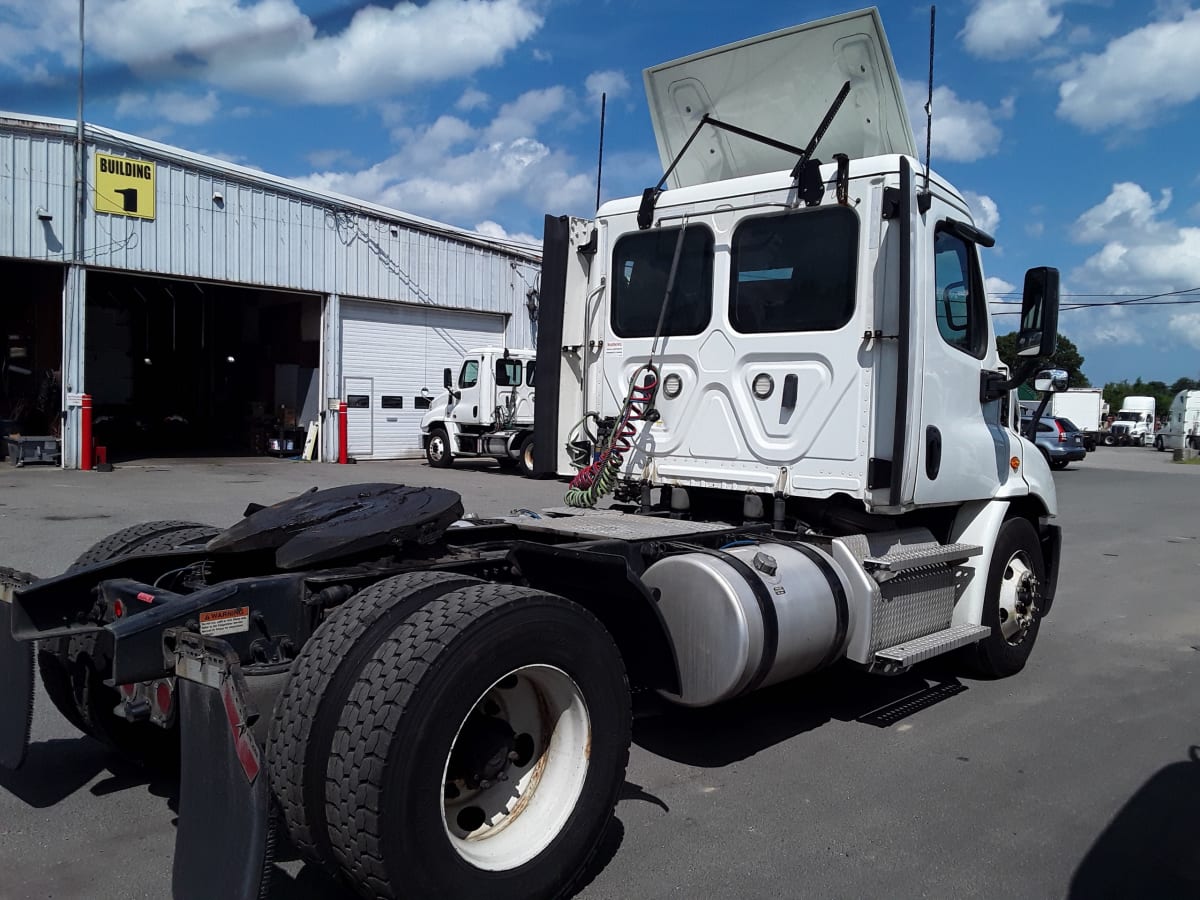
729,206,858,333
458,360,479,389
611,226,713,338
495,358,523,386
933,227,986,358
526,360,536,386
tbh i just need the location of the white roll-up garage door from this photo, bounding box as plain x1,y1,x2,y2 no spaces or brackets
341,301,506,459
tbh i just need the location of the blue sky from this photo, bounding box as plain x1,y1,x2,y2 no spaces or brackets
3,0,1200,387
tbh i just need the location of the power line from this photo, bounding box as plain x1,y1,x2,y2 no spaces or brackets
990,285,1200,314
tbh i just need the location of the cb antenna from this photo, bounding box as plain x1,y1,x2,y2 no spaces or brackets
921,5,936,210
595,92,607,212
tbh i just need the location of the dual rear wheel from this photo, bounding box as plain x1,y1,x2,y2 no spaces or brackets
269,576,631,900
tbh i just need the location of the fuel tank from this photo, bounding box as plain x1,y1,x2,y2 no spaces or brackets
642,542,852,707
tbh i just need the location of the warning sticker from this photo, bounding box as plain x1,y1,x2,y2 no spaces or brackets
605,341,623,354
199,607,250,637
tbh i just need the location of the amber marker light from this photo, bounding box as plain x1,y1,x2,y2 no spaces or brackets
1010,457,1020,471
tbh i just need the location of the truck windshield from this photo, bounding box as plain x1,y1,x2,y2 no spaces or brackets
1115,412,1141,421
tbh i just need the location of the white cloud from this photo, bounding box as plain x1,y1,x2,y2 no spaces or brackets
0,0,543,106
305,148,362,170
1026,221,1045,238
963,191,1000,234
985,275,1016,318
295,86,594,226
961,0,1063,59
585,70,630,108
474,220,540,247
1168,313,1200,349
532,48,552,62
1066,181,1200,349
903,80,1004,163
456,88,490,112
116,90,220,125
1057,8,1200,131
1072,182,1172,245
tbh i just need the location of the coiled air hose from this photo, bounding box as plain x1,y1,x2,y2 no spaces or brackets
565,364,658,508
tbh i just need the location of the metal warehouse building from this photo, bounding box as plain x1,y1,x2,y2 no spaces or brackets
0,112,541,467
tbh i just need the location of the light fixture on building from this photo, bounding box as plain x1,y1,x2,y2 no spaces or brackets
36,206,52,221
143,357,153,366
212,191,224,208
389,225,400,237
226,355,236,363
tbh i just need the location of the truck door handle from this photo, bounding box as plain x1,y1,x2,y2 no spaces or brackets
925,426,942,480
781,374,798,412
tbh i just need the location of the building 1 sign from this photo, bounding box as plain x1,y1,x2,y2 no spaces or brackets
94,152,156,220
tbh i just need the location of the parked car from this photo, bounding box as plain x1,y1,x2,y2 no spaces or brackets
1022,413,1088,469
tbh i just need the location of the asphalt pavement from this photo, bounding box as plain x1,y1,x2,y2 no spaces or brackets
0,447,1197,899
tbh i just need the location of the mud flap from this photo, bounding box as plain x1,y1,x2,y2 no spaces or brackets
0,569,36,770
170,631,275,900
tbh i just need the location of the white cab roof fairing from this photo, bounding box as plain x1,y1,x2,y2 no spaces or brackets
643,7,916,190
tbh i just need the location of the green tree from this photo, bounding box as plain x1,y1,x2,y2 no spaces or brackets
1169,376,1200,395
996,332,1090,388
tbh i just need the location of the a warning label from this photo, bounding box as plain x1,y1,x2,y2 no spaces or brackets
199,607,250,637
94,152,156,220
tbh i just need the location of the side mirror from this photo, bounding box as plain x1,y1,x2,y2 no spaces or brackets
443,368,453,390
1016,267,1060,358
1034,369,1069,393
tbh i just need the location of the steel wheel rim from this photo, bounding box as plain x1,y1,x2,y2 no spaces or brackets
440,664,590,871
429,436,445,462
997,552,1037,644
522,441,534,471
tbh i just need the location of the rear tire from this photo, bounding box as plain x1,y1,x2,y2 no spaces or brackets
267,570,481,867
325,583,631,900
1156,436,1164,451
1050,459,1069,470
517,433,535,477
40,521,219,747
963,518,1045,679
1103,433,1116,446
426,427,454,468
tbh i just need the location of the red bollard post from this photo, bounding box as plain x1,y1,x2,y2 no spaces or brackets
337,401,348,465
80,394,93,471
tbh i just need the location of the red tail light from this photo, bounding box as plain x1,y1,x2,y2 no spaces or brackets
1056,422,1066,442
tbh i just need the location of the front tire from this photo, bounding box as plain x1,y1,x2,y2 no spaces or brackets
426,427,454,468
964,518,1045,679
325,583,631,900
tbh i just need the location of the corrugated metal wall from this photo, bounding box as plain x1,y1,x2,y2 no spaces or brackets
0,116,540,351
0,119,76,263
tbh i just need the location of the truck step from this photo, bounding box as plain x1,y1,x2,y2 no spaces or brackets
863,542,981,579
874,623,991,671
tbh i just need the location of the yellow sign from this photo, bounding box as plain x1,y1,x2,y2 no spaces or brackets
94,152,156,220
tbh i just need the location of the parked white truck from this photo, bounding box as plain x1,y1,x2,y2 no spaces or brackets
1,10,1068,900
419,347,537,475
1155,389,1200,451
1107,395,1156,446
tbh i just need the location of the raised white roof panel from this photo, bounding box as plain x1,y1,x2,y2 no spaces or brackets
643,7,916,188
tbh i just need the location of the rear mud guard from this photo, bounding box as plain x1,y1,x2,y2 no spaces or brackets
169,630,275,900
0,569,36,771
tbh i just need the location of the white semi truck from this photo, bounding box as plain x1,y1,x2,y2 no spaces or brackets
1107,395,1156,446
1155,389,1200,451
0,10,1067,900
419,346,537,475
1020,388,1104,450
